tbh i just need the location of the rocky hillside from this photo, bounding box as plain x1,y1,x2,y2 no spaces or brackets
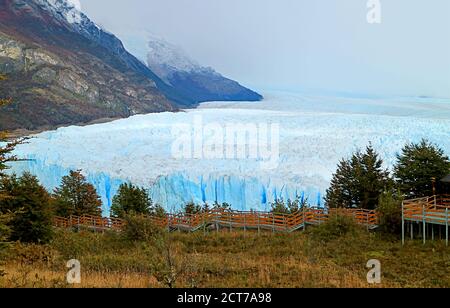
0,0,186,131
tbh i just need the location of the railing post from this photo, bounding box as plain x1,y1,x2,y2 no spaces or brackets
272,214,275,234
303,209,306,232
257,213,261,236
203,212,206,236
244,213,246,236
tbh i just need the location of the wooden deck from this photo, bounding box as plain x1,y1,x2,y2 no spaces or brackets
53,207,378,234
402,195,450,246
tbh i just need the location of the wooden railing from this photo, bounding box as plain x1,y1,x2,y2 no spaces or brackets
403,195,450,226
53,207,378,233
402,195,450,246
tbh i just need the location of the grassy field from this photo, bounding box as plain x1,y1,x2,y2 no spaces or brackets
0,225,449,288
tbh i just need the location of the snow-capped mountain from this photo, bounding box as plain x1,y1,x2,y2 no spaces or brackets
0,0,197,130
147,37,263,105
147,38,205,83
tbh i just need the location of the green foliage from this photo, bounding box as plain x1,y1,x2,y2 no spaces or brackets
111,183,153,218
394,139,450,198
270,196,308,214
0,74,12,107
122,214,164,242
0,173,53,244
0,74,25,179
153,204,168,218
377,190,403,235
0,212,12,251
325,144,392,210
183,202,202,215
212,202,231,211
52,170,102,217
147,235,187,288
309,213,360,242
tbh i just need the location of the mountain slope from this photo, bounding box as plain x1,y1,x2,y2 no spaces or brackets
147,38,263,104
0,0,190,130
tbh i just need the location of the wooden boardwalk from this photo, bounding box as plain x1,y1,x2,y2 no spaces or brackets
53,207,378,234
402,195,450,246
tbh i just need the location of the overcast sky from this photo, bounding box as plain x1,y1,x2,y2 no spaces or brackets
80,0,450,98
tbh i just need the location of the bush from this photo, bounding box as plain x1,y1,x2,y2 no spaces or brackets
377,191,403,235
309,213,360,242
10,243,58,266
122,215,164,242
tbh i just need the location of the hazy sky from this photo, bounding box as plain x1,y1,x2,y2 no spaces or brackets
80,0,450,98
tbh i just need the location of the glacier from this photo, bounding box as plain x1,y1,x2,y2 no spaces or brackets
8,90,450,216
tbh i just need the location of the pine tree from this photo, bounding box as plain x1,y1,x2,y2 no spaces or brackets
111,183,153,218
326,144,392,210
0,173,53,243
183,202,202,215
394,139,450,198
0,74,26,244
270,198,289,214
53,170,102,217
0,74,24,179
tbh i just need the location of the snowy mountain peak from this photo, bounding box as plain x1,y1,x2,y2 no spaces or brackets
147,37,217,83
145,36,262,103
39,0,83,24
147,37,201,72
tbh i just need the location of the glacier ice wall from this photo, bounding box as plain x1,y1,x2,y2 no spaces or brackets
9,90,450,215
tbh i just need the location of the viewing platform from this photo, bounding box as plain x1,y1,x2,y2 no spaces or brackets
402,195,450,246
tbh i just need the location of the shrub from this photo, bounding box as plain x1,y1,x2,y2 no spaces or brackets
122,214,164,242
10,243,58,266
309,212,360,242
147,235,188,288
377,190,403,235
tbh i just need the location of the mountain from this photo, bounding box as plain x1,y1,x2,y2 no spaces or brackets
0,0,191,131
146,38,263,105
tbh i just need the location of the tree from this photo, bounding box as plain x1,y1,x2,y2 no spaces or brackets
0,74,26,245
394,139,450,198
270,196,308,214
183,202,202,215
0,173,53,243
0,74,24,179
111,183,153,218
270,198,289,214
153,204,167,218
53,170,102,217
212,202,231,211
325,144,392,210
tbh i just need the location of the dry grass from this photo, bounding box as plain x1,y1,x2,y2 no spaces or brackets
0,228,448,288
